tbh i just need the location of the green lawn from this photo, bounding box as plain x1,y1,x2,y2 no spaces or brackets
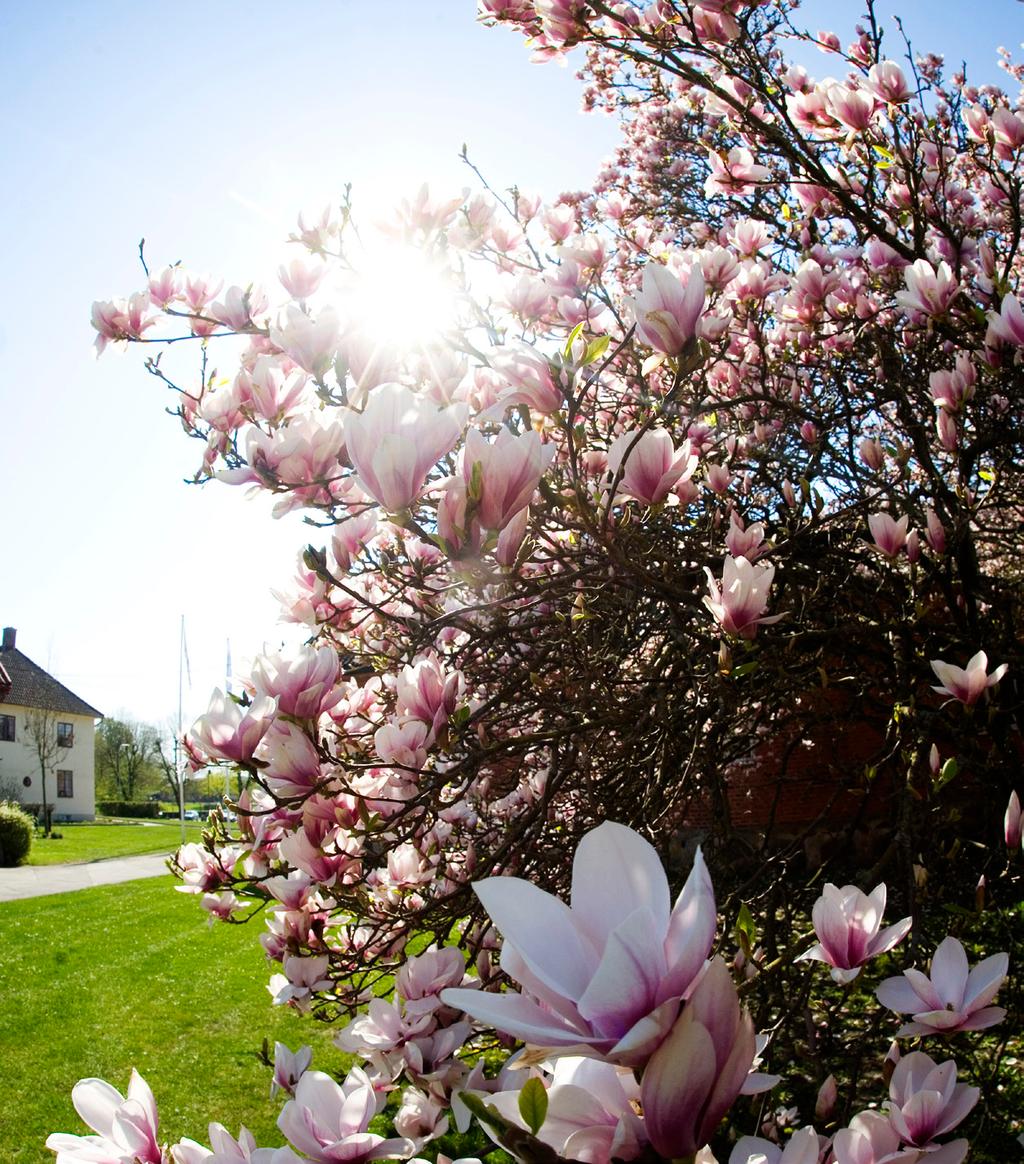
0,877,341,1161
26,819,206,865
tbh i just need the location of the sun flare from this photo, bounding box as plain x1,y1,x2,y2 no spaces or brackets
340,237,464,356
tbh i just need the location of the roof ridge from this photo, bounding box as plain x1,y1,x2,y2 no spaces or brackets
0,648,103,719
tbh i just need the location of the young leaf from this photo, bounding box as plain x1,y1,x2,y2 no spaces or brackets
518,1076,549,1136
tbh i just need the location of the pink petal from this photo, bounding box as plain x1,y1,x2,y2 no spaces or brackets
577,907,666,1037
440,987,591,1047
962,951,1008,1011
930,938,969,1007
570,821,670,946
475,876,598,1002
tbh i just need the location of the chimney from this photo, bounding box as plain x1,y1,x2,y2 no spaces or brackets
1,627,15,652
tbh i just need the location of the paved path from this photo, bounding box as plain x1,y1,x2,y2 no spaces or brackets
0,852,172,903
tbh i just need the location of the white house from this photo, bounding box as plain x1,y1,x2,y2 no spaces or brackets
0,626,102,822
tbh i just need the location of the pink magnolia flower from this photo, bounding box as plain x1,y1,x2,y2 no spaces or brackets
189,689,277,765
725,513,768,561
487,1056,647,1164
875,936,1008,1036
396,947,470,1015
705,147,772,197
395,655,464,739
271,1042,314,1098
279,256,327,301
250,644,342,720
606,429,697,506
277,1067,413,1163
895,260,958,318
986,293,1024,347
830,1110,902,1164
46,1071,162,1164
867,513,909,557
442,821,717,1065
704,556,784,640
627,262,706,355
486,343,565,416
171,1122,289,1162
866,60,912,103
885,1051,977,1151
346,383,466,512
796,883,911,984
640,958,756,1159
462,427,555,531
929,649,1007,706
728,1126,821,1164
269,304,341,378
1005,790,1022,851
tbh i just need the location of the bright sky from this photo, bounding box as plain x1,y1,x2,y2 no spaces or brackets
1,1,1017,732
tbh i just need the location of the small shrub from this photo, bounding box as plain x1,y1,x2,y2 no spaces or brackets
96,800,161,819
0,802,33,866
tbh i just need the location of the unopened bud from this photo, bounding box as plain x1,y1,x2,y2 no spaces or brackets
1005,790,1022,851
815,1074,838,1121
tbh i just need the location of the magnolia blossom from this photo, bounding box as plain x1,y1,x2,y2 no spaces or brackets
269,304,342,377
930,650,1007,706
727,1126,821,1164
704,147,771,196
442,821,716,1065
1005,790,1022,851
277,1067,413,1163
189,690,277,766
271,1042,313,1098
704,556,783,640
986,293,1024,346
627,262,706,355
831,1110,903,1164
895,260,958,318
875,936,1008,1036
462,427,555,531
346,383,466,512
487,1057,647,1164
796,883,911,984
606,428,697,506
867,513,909,557
250,644,342,720
640,958,756,1159
885,1051,977,1151
46,1071,162,1164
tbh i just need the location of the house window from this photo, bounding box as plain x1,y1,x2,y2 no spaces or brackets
57,770,74,798
57,721,74,748
0,714,14,742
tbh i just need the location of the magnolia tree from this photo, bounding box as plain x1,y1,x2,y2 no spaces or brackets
63,0,1024,1160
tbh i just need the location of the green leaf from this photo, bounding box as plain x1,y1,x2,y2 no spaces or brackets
730,661,759,679
934,757,959,791
734,902,756,954
518,1077,548,1136
564,321,585,358
582,335,610,365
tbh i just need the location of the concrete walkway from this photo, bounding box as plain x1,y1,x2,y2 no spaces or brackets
0,852,172,903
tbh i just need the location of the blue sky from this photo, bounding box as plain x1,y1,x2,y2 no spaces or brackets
0,0,1018,729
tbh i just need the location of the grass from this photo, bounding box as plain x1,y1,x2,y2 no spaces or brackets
0,876,341,1161
25,819,206,866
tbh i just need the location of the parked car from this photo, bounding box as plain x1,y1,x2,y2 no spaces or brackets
183,809,201,821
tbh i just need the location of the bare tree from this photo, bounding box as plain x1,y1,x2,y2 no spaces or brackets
23,707,72,836
94,717,160,801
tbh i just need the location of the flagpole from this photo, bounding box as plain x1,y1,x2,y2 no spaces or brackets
178,614,186,843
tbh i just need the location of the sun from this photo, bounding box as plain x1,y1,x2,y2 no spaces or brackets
339,236,465,356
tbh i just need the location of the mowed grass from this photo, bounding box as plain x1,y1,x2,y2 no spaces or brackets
26,819,206,865
0,877,341,1162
